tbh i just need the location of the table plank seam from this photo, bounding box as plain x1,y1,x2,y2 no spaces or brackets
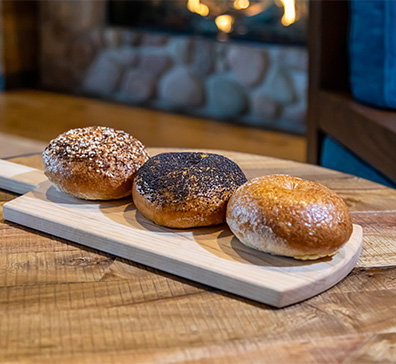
351,210,396,214
0,283,217,312
353,265,396,270
102,290,216,309
1,332,374,361
342,333,377,363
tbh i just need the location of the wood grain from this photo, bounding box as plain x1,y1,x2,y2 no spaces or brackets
0,89,306,162
318,91,396,182
0,152,363,307
2,179,363,308
1,152,396,363
0,160,46,194
345,333,396,364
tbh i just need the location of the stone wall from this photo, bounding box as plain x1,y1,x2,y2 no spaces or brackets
40,1,307,134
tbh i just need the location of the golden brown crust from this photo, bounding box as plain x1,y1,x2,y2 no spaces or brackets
133,152,247,228
226,175,353,260
132,185,229,228
42,126,149,200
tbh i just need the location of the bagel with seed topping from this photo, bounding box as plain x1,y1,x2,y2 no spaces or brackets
132,152,247,228
42,126,149,200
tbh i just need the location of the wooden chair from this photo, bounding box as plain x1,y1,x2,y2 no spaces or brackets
307,0,396,185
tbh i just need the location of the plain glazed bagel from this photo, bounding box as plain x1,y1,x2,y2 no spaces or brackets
226,174,353,260
42,126,149,200
132,152,247,228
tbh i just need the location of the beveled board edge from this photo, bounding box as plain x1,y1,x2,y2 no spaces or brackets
280,225,362,307
3,194,363,308
3,201,280,306
0,159,46,194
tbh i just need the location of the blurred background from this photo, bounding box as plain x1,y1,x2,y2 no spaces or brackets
2,0,308,132
0,0,395,187
0,0,307,162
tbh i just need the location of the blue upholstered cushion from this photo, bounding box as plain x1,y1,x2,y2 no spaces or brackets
320,137,396,188
349,0,396,108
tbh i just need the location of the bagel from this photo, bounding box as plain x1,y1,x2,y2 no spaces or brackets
133,152,247,228
226,174,353,260
43,126,149,200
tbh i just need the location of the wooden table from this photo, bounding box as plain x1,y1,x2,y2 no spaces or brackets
1,149,396,363
0,90,306,162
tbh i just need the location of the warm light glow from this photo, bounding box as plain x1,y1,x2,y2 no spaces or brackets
198,3,209,16
187,0,209,17
233,0,250,10
215,15,234,33
187,0,199,13
244,2,267,17
280,0,296,26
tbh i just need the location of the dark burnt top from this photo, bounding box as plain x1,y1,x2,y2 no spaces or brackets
134,152,247,208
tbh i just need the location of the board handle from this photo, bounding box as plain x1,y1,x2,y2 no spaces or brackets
0,160,47,194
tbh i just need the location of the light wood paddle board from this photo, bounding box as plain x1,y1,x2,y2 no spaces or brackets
0,156,362,308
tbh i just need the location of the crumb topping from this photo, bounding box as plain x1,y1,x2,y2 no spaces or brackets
43,126,149,178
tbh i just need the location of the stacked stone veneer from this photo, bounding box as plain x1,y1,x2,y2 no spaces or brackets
41,19,307,133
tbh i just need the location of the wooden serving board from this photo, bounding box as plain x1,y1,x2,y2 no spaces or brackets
0,157,362,308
